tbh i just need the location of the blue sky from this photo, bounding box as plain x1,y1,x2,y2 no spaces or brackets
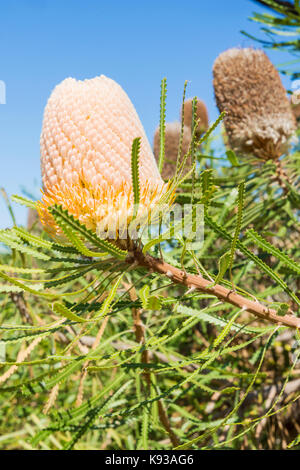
0,0,294,228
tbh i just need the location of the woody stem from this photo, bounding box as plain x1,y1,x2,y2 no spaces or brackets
132,252,300,330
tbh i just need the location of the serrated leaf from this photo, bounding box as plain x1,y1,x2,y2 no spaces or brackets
44,266,95,289
0,284,24,293
214,251,231,285
131,137,141,219
0,328,55,345
147,295,162,311
49,205,127,260
139,285,150,309
0,271,56,299
174,81,189,181
276,303,290,317
0,264,45,274
230,181,245,270
55,221,106,258
213,311,241,348
0,230,50,260
14,227,57,252
205,214,300,307
93,273,124,320
11,194,36,209
226,149,239,167
288,433,300,449
51,302,86,323
190,97,198,205
158,77,167,174
141,407,149,450
246,228,300,275
197,111,226,147
201,169,214,194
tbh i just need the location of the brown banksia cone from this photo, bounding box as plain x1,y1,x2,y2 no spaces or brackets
181,98,209,137
153,122,192,180
213,48,297,160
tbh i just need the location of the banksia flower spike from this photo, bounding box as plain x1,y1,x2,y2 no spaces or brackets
213,48,297,160
181,98,209,137
38,75,166,241
153,122,192,180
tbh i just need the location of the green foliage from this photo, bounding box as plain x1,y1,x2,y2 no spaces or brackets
0,17,300,449
1,133,299,451
49,204,127,260
175,80,188,180
246,228,300,274
131,137,141,219
245,0,300,78
229,182,245,278
158,78,167,174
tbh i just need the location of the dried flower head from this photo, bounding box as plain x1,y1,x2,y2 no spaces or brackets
181,98,209,137
38,75,166,239
213,48,296,160
153,122,192,180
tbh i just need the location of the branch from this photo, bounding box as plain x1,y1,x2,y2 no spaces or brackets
132,252,300,330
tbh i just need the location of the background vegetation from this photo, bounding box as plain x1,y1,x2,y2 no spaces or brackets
0,0,299,450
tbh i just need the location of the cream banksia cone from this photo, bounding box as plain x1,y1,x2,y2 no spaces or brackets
153,122,192,180
38,75,167,240
213,48,297,160
181,98,209,137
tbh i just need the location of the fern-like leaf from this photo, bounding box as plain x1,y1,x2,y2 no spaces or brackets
11,194,36,209
246,228,300,275
204,214,300,307
230,181,245,272
49,205,127,260
131,137,141,219
0,230,50,260
158,77,167,173
52,302,86,323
